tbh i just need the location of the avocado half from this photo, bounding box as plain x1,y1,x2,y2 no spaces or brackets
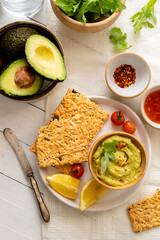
0,59,43,96
25,35,67,81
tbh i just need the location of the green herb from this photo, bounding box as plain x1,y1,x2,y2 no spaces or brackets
55,0,126,23
130,0,157,34
100,140,118,175
110,27,132,50
54,0,81,16
75,0,100,23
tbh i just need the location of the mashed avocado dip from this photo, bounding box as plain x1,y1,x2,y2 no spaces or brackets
93,135,141,186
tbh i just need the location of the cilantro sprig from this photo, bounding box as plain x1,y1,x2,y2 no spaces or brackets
130,0,157,34
110,27,132,50
100,140,118,175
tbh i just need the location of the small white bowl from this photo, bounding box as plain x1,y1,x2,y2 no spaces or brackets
105,53,151,98
140,84,160,129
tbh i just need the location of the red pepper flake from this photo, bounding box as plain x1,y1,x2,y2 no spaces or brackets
119,179,124,184
116,142,126,150
113,64,136,88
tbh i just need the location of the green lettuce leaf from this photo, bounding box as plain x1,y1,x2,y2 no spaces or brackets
75,0,99,23
55,0,126,23
98,0,126,16
130,0,157,34
55,0,81,16
110,27,132,50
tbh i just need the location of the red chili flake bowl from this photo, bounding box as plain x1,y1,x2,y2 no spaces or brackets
105,53,151,98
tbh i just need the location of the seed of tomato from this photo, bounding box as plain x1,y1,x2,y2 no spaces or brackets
111,111,125,126
71,164,84,179
123,121,136,134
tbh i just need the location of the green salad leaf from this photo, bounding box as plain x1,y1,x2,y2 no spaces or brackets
110,27,132,50
55,0,81,16
75,0,99,23
130,0,157,34
100,140,118,175
55,0,126,23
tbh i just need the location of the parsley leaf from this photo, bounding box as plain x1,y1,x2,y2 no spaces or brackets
55,0,126,23
130,0,157,34
100,140,118,175
110,27,132,50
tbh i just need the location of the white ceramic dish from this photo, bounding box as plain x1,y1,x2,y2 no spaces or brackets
140,84,160,129
39,96,151,212
105,53,151,98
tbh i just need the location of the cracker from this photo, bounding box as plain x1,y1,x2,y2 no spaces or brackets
30,140,72,174
55,164,72,174
36,118,89,167
30,88,109,169
30,140,37,154
127,189,160,233
30,88,109,153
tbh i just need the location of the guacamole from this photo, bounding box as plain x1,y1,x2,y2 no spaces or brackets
93,135,141,186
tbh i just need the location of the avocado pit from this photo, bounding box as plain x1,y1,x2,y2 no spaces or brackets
14,66,35,88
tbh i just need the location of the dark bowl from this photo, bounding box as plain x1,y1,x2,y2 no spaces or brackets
0,21,65,101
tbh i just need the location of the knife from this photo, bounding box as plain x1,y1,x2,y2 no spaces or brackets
3,128,50,223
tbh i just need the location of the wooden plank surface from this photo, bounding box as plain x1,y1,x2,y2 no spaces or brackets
0,174,42,240
0,1,47,239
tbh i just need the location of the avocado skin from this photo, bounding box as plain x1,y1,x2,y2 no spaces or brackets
0,58,43,97
0,27,38,64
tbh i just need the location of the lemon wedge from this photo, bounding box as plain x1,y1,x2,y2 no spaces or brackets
79,178,108,211
46,174,80,200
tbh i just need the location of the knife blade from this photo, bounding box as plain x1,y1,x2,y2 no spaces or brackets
3,128,50,222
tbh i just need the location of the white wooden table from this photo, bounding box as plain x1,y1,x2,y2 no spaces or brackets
0,1,47,239
1,0,160,239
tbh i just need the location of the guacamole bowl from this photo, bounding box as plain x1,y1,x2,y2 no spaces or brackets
88,132,148,190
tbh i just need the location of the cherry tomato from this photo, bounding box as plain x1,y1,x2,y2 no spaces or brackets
111,111,125,126
71,164,84,178
123,121,136,134
0,58,2,68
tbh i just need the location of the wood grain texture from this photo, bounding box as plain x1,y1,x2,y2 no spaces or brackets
0,174,42,240
0,1,47,239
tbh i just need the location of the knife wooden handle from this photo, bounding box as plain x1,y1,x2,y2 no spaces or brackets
29,175,50,222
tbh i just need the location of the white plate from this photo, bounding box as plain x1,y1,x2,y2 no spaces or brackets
39,96,151,212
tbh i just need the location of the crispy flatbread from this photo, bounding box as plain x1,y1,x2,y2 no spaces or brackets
30,88,109,170
55,164,73,174
127,189,160,232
